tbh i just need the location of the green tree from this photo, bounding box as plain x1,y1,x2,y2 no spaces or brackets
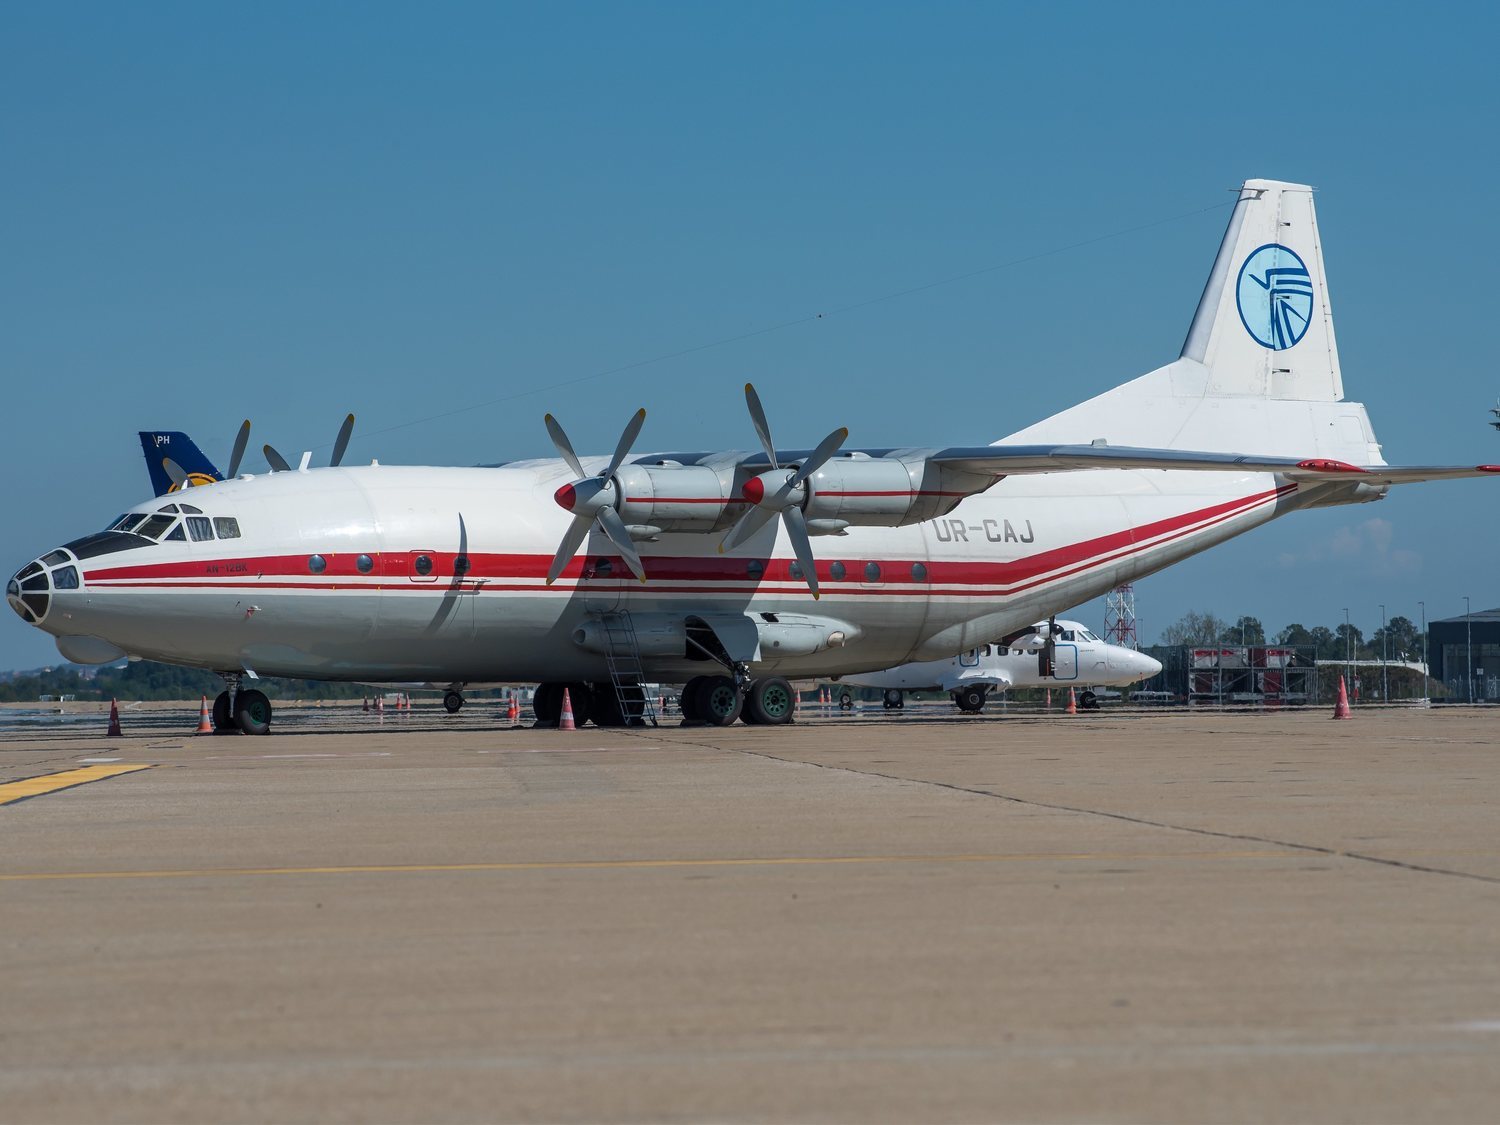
1219,616,1265,645
1372,615,1421,663
1276,623,1315,647
1160,611,1227,646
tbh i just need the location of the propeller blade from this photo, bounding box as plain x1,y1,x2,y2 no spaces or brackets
602,407,647,482
789,426,849,489
721,502,778,552
264,444,291,473
162,458,188,488
330,413,355,467
744,383,779,469
544,414,587,480
596,506,646,583
226,420,251,479
545,515,593,585
782,506,820,599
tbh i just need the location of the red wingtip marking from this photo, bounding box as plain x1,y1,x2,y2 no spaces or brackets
742,477,765,505
1477,465,1500,473
554,483,577,511
1295,458,1367,474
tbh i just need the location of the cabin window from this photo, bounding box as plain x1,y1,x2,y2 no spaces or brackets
864,562,881,582
356,554,374,574
186,517,214,542
747,559,765,579
214,517,241,539
910,562,928,581
136,514,175,540
453,556,471,575
414,554,433,577
788,561,803,580
829,561,847,581
308,554,327,574
165,522,187,541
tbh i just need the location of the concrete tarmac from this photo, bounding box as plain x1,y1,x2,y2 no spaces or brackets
2,705,1499,1122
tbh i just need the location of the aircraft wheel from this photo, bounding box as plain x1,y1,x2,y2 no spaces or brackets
839,691,853,711
746,676,795,725
211,691,236,732
679,677,707,722
883,689,903,710
954,686,987,713
1079,689,1100,711
590,682,624,727
443,690,464,714
532,682,563,726
234,689,273,735
699,675,743,727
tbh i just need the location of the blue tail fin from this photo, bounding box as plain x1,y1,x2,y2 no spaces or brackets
138,432,223,496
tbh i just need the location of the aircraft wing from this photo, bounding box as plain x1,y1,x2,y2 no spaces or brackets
930,445,1500,486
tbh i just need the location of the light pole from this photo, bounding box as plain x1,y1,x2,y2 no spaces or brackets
1418,600,1427,700
1380,603,1388,701
1466,595,1474,704
1343,607,1352,704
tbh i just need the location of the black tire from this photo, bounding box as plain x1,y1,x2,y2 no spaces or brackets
954,685,987,713
839,691,853,711
532,682,563,726
590,682,624,727
699,675,742,726
211,691,236,732
1080,690,1100,711
883,689,903,710
234,689,273,735
443,690,464,713
746,676,796,725
560,683,592,727
680,676,707,722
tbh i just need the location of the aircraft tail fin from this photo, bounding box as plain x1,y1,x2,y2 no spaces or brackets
138,431,223,496
1004,179,1380,461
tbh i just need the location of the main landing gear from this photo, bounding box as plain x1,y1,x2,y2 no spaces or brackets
678,674,796,727
212,674,274,735
531,682,649,729
882,689,904,710
951,685,989,713
443,688,465,713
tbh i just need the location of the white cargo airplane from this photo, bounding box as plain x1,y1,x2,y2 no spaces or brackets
841,618,1163,713
10,179,1498,733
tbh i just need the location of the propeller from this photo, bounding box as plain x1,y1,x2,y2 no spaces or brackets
160,419,252,490
544,408,649,585
720,383,848,599
264,414,356,473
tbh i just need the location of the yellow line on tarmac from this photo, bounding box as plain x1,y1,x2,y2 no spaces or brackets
0,848,1294,883
0,764,153,807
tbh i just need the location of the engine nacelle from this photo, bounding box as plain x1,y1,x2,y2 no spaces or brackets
802,453,989,527
614,462,738,532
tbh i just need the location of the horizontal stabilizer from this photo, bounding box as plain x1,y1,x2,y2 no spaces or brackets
933,444,1500,486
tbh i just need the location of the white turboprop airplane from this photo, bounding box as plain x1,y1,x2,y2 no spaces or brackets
841,618,1163,713
9,179,1499,734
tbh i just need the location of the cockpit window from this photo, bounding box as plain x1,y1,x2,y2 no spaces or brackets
165,522,187,541
179,503,203,514
112,514,148,533
53,566,79,590
41,550,70,567
186,516,214,542
136,514,175,540
1060,629,1076,642
214,517,241,539
1080,629,1100,642
157,503,180,514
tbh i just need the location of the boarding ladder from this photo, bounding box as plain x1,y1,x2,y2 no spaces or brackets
597,611,659,728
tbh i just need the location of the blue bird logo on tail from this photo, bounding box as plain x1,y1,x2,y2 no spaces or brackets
1235,244,1313,350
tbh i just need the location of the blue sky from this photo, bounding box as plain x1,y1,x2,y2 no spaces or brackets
3,2,1497,669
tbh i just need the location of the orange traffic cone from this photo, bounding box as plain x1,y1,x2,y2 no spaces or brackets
507,695,520,724
559,687,576,731
1332,675,1353,720
1066,688,1078,715
375,695,384,714
195,695,213,734
106,698,122,737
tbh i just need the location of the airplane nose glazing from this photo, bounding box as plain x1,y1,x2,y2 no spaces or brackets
8,559,56,624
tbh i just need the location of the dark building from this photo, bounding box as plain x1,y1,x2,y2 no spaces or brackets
1428,608,1500,702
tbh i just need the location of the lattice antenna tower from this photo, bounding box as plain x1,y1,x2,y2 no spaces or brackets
1104,583,1138,649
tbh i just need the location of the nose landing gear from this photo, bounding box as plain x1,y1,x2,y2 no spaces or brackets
212,674,275,734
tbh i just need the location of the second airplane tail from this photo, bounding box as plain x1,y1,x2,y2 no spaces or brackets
138,431,223,496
